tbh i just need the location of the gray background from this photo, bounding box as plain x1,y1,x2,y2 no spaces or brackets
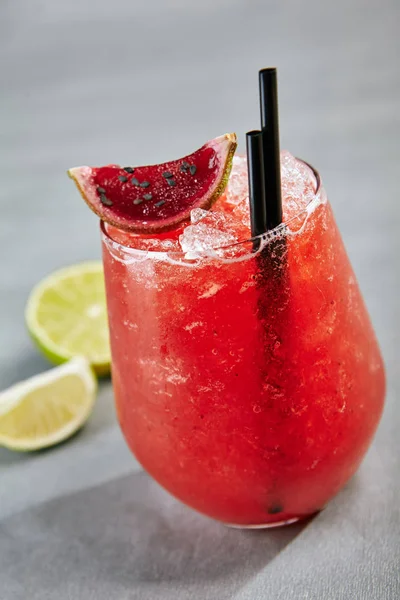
1,0,399,598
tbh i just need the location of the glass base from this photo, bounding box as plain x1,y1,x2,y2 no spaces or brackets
226,517,301,529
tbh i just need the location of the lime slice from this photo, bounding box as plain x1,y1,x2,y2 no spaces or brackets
25,261,111,376
0,357,97,451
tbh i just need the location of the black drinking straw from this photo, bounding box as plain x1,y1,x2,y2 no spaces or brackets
247,67,283,238
246,130,266,239
247,72,287,517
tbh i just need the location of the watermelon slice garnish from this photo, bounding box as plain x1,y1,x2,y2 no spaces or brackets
68,133,237,233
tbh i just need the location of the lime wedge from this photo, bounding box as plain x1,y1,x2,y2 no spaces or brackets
0,357,97,451
25,261,111,376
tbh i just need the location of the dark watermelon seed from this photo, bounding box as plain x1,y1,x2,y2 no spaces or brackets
267,503,283,514
139,181,150,188
189,165,197,176
123,167,134,173
131,177,140,186
100,195,113,206
162,171,173,178
180,164,188,172
183,161,190,168
143,193,153,201
167,179,176,187
133,198,143,205
97,186,106,194
155,200,166,207
118,175,128,182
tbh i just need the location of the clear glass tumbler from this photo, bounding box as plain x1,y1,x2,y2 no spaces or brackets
101,166,385,527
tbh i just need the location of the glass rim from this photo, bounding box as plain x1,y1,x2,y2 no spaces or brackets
100,158,323,261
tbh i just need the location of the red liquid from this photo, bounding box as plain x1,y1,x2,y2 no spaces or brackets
102,175,385,526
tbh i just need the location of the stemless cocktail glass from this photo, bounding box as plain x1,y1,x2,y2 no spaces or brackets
101,164,385,528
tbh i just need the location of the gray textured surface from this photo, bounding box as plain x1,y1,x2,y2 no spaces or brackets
0,0,399,598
